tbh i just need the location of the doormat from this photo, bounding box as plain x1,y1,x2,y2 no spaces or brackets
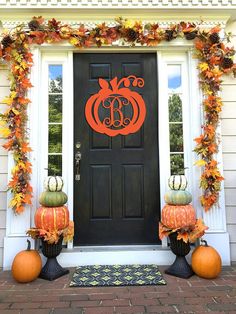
70,264,166,287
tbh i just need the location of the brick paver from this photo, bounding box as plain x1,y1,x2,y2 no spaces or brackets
0,265,235,313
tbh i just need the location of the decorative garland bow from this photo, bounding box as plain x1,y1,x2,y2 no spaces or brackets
0,17,235,213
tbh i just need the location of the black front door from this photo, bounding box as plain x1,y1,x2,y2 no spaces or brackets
73,53,160,245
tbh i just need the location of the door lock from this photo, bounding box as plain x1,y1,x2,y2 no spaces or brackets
75,146,82,181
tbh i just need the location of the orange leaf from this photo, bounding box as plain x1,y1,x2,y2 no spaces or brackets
15,205,25,214
209,26,221,34
21,142,32,153
23,194,32,205
195,39,204,50
177,232,189,243
194,135,204,144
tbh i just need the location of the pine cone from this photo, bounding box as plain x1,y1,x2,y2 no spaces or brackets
28,19,40,31
126,29,138,42
221,57,234,69
209,32,220,44
19,175,26,183
184,31,197,40
165,30,174,41
1,35,14,48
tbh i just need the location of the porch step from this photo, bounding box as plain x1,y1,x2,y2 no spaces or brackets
56,246,190,267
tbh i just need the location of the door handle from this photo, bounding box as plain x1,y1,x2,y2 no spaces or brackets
75,150,82,181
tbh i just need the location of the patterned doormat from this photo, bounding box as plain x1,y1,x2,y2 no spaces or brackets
70,264,166,287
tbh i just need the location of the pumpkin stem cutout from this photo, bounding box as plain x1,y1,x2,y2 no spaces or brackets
27,239,31,250
200,239,208,246
85,75,146,136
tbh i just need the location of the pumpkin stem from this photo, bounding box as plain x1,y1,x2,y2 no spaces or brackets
27,239,31,251
201,239,208,247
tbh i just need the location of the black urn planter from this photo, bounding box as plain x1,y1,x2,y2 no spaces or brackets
40,235,69,281
165,232,194,279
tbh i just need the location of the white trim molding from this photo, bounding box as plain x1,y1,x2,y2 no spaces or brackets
0,0,236,9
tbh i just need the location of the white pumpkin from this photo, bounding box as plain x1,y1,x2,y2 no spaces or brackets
44,176,64,192
168,175,187,191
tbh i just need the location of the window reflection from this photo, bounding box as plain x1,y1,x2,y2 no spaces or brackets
48,155,62,176
169,124,184,152
48,64,63,176
49,95,62,123
168,94,182,122
168,65,181,90
170,154,184,175
168,65,184,175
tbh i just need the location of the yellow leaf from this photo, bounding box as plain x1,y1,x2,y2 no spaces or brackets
123,20,135,29
0,127,11,137
0,121,7,127
211,68,223,77
12,108,20,115
2,97,13,106
10,92,18,99
194,159,207,167
199,62,209,72
9,198,17,208
69,37,79,46
20,61,28,70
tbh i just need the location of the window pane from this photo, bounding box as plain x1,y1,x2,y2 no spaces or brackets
48,155,62,176
168,65,181,91
168,94,182,122
49,95,62,123
169,124,183,152
170,154,184,175
49,65,62,93
48,125,62,153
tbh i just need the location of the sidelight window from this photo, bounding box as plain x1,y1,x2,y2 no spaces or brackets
48,64,63,176
167,64,185,175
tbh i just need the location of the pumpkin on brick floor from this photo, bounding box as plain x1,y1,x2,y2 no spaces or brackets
35,206,69,231
164,190,192,205
39,191,68,207
191,239,222,279
11,240,42,283
161,204,196,229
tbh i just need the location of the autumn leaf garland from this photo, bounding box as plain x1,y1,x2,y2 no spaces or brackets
0,17,235,214
194,26,235,211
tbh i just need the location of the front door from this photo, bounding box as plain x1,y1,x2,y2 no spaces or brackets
73,53,160,245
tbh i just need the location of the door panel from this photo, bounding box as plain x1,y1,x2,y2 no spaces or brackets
74,53,160,245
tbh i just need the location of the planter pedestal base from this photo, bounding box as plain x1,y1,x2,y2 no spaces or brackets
165,256,194,279
40,257,69,281
165,232,194,279
40,236,69,281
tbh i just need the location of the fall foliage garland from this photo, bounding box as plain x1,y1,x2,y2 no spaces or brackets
0,17,235,214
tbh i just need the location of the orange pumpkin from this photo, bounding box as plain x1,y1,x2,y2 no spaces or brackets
191,239,222,279
161,204,196,229
85,75,146,137
11,240,42,283
35,206,69,231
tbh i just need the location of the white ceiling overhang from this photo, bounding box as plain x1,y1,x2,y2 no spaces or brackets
0,0,236,28
0,0,235,9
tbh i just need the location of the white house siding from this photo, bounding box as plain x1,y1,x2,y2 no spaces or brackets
222,21,236,262
0,64,9,268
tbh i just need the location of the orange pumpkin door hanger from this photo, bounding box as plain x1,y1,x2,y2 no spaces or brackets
85,75,146,136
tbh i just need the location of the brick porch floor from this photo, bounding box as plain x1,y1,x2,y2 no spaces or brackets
0,265,235,314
